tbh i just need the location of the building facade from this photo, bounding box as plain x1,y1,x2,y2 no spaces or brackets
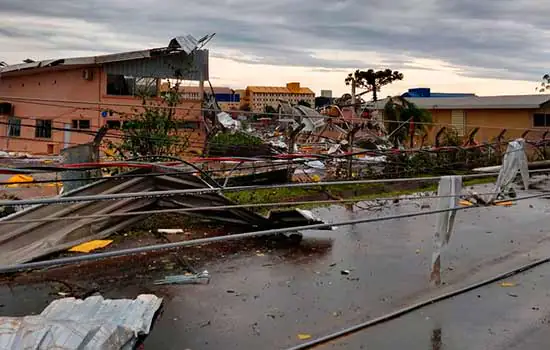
374,94,550,143
162,85,240,111
242,82,315,112
0,39,209,155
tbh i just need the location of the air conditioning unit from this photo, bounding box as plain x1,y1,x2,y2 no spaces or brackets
82,69,94,81
0,102,13,115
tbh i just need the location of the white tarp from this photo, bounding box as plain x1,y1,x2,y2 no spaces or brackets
0,294,162,350
488,138,529,202
431,175,462,286
217,112,241,129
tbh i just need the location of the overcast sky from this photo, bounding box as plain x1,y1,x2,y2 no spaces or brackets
0,0,547,96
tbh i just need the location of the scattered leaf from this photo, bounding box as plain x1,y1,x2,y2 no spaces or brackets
297,333,312,340
500,282,516,287
256,253,265,257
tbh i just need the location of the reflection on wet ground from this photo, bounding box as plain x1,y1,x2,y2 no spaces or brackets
2,182,550,349
318,261,550,350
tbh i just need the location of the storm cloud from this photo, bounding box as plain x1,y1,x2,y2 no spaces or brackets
0,0,548,81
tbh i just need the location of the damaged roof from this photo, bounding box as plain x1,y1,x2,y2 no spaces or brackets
0,34,212,77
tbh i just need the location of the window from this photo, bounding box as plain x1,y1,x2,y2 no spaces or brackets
7,117,21,137
35,119,52,138
451,110,466,136
71,119,90,129
106,74,158,97
533,113,550,127
106,120,121,129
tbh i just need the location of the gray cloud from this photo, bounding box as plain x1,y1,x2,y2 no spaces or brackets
0,0,549,82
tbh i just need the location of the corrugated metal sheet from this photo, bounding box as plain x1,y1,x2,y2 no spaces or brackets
168,35,199,53
373,95,550,110
0,294,162,350
0,35,211,80
103,50,209,80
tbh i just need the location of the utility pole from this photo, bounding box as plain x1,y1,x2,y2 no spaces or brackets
286,123,305,182
346,124,361,179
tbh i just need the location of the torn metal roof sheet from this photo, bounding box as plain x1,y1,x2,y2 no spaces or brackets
0,167,325,265
0,294,162,350
0,34,212,76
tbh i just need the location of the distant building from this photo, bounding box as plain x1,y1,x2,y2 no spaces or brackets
402,88,475,98
242,82,315,112
374,94,550,142
159,84,241,111
321,90,333,98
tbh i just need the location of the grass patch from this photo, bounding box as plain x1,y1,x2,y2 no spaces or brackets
224,175,498,213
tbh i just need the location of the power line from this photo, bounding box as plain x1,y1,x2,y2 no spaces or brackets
0,171,521,207
0,191,545,274
4,95,550,132
0,192,499,225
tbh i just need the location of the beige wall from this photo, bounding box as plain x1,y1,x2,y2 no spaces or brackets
0,67,205,155
423,108,545,144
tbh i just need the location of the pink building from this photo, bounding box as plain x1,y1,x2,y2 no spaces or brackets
0,36,211,155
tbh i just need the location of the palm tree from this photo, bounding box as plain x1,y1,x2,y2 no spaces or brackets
383,96,432,147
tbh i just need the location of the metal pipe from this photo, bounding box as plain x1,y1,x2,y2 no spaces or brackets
0,172,504,207
285,255,550,350
0,191,503,225
0,191,546,274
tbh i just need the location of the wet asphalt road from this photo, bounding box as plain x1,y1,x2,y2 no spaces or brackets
318,262,550,350
3,181,550,349
144,182,550,349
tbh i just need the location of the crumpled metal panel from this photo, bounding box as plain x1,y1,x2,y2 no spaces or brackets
103,50,208,80
0,294,162,350
168,35,199,53
489,138,529,202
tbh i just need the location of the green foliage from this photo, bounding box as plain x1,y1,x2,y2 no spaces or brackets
106,81,189,159
206,131,272,157
210,131,263,147
539,74,550,92
440,128,461,146
384,96,432,146
345,68,404,101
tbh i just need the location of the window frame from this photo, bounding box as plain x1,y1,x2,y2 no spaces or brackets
71,119,91,130
106,120,122,129
533,113,550,128
7,117,21,137
35,119,52,139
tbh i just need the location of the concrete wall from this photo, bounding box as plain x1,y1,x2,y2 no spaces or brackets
0,67,205,155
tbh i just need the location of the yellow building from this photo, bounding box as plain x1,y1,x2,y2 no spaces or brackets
375,94,550,143
160,83,241,111
242,82,315,112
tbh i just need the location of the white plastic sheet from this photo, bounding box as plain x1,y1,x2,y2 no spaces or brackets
431,175,462,285
0,294,162,350
217,112,241,129
489,138,529,202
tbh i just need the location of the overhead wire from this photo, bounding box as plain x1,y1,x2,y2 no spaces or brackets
4,94,550,133
0,168,547,207
0,191,546,274
0,191,503,225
